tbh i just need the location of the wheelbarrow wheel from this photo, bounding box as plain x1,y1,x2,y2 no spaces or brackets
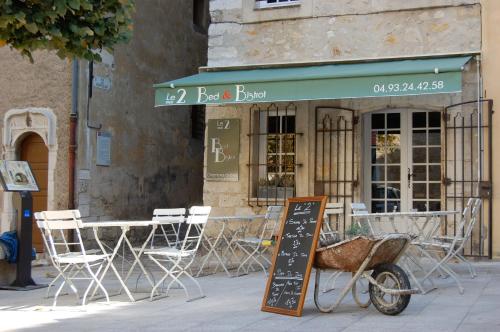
369,263,411,316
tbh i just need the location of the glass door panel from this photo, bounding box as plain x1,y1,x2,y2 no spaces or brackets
366,110,442,213
369,113,402,212
410,111,441,211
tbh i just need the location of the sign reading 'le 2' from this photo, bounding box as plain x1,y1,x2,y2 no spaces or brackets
164,84,267,104
206,119,240,181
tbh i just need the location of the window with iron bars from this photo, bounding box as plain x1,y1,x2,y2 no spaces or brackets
248,103,301,206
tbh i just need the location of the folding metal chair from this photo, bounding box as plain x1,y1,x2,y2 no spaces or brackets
234,205,282,276
320,202,343,245
131,208,187,290
151,208,186,248
35,210,109,307
417,199,481,293
320,202,344,293
146,206,211,301
430,198,480,278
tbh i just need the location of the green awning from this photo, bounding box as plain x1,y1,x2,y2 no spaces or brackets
154,56,472,106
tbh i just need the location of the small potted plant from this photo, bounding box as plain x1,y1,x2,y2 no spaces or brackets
258,176,294,199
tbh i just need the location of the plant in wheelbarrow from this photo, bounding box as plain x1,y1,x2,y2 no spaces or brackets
313,233,417,315
345,222,372,238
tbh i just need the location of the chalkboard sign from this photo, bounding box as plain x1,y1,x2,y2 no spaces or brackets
261,196,327,317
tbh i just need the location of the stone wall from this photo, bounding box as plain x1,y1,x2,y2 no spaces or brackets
212,0,479,24
0,49,72,280
208,1,480,67
76,1,208,231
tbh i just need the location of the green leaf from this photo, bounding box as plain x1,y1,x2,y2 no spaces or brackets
80,27,94,36
67,0,81,10
25,23,39,34
49,27,63,38
54,0,67,15
80,1,92,10
14,12,26,23
69,23,79,33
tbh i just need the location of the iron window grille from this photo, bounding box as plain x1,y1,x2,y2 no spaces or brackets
248,103,302,207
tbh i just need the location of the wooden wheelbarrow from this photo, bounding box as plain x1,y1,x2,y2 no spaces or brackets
313,233,419,315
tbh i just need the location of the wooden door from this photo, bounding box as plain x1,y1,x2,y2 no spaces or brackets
20,133,48,252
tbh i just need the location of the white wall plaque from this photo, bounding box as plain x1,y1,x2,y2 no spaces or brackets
96,132,111,166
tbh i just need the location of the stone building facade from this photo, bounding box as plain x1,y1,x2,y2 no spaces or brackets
74,0,208,227
155,0,499,258
0,0,209,281
0,50,72,282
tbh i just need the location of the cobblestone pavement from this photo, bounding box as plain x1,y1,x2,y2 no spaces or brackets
0,261,499,331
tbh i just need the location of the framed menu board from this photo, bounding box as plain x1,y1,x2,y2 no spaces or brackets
261,196,327,317
0,160,39,192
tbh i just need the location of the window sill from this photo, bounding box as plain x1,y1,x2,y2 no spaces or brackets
254,1,301,10
248,197,287,207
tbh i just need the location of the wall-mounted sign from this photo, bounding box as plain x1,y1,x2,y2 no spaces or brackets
96,132,111,166
93,75,112,91
207,119,239,181
0,160,39,192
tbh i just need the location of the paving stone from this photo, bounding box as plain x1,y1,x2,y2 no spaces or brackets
1,262,500,331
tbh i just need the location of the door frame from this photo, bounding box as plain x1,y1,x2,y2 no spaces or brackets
362,108,441,212
1,108,57,236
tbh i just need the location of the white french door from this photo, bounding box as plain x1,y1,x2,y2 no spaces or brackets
364,110,442,212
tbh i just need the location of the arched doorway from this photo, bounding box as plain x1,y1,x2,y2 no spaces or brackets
19,133,48,252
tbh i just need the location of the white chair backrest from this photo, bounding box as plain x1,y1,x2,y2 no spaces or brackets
263,205,283,238
151,208,186,248
463,198,482,241
186,206,211,224
35,210,85,263
351,202,368,214
454,198,474,235
180,206,211,254
34,212,44,229
39,210,82,230
324,202,343,218
153,208,186,224
265,205,282,221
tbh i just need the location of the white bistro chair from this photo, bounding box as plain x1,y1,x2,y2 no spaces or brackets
430,198,480,278
234,205,282,276
146,206,211,301
132,208,187,290
319,202,344,293
35,210,109,307
418,198,482,291
320,202,343,245
151,208,186,248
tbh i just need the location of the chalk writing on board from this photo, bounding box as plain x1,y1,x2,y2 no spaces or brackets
262,198,325,316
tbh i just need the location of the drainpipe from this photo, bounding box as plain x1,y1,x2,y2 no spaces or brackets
69,58,79,210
